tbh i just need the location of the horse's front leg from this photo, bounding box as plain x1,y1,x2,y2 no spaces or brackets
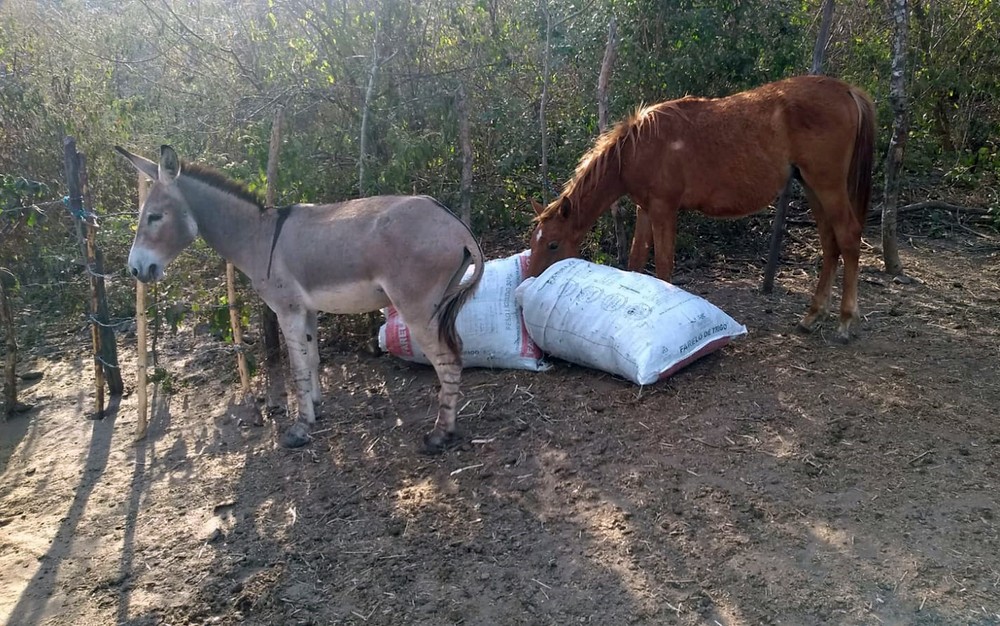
627,207,654,272
647,201,679,282
275,307,316,448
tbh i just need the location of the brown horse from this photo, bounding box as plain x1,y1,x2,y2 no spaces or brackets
118,145,484,452
528,75,875,342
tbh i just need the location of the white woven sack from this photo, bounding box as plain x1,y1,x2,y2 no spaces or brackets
379,251,549,371
515,259,746,385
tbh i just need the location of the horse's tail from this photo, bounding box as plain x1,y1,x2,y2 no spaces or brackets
437,242,485,358
848,86,876,227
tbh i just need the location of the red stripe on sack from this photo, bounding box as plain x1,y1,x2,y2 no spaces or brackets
657,336,733,381
385,307,413,357
515,254,541,358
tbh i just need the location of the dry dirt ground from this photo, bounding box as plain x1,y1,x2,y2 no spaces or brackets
2,224,999,626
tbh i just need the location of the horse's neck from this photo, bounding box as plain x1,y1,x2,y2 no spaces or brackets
180,177,264,275
570,168,625,227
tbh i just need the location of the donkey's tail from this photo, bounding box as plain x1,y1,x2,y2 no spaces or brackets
848,86,876,227
438,243,485,358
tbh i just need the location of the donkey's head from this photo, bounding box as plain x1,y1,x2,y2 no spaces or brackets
526,196,583,278
116,145,198,283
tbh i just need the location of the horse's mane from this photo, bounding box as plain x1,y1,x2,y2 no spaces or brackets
181,161,266,211
540,101,683,220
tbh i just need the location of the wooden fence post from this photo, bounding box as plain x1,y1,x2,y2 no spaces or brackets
80,152,123,396
64,137,105,418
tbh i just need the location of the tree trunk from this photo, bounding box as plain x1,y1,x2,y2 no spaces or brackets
0,274,15,419
262,106,284,367
539,0,552,204
811,0,836,75
762,0,835,294
359,19,380,197
597,18,628,269
457,82,473,226
882,0,908,276
135,175,150,441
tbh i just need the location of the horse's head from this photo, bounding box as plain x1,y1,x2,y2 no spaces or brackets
526,196,584,278
116,145,198,283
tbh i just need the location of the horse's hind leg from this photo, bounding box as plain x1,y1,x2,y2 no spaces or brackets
830,202,863,342
798,183,861,342
797,186,839,334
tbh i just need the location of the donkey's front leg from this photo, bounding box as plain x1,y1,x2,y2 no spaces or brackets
276,307,317,448
305,309,322,403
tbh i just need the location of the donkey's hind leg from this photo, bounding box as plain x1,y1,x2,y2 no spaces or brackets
405,319,464,454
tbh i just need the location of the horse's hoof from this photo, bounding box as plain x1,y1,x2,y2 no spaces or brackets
796,320,815,335
280,421,312,448
422,430,459,455
834,324,854,344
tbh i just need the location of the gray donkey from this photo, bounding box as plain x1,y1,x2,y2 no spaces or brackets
119,145,484,451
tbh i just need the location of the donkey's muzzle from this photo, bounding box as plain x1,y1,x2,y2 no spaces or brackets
129,263,159,284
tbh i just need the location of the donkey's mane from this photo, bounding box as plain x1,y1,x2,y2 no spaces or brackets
181,161,265,211
540,101,682,220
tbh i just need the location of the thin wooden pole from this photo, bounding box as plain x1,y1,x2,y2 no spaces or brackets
598,18,627,268
135,175,150,441
762,0,835,294
262,106,283,367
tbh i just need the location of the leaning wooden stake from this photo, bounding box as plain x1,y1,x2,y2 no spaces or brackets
226,262,252,397
136,175,150,441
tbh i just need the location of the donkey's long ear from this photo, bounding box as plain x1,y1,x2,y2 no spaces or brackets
158,145,181,183
114,146,158,181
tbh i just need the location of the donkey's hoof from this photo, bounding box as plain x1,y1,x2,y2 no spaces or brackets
422,430,460,455
280,422,312,448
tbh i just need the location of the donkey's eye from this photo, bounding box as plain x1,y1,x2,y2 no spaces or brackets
147,214,163,224
548,241,559,251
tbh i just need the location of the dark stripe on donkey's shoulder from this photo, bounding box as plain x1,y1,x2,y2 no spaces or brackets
267,205,295,280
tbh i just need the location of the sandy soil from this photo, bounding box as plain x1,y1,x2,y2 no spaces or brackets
2,225,999,626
